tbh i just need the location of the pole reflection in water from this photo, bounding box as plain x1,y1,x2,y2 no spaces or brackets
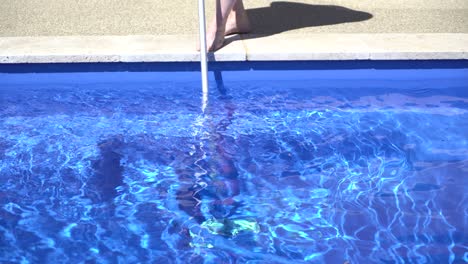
176,70,259,248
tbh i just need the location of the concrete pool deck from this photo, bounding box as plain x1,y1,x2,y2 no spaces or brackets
0,0,467,63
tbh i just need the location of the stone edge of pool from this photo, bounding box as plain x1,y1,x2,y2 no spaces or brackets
0,33,467,63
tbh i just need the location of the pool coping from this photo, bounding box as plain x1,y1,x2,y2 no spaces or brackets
0,33,467,63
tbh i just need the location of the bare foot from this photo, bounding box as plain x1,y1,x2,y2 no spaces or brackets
206,22,226,52
197,0,250,52
202,12,250,51
196,24,225,52
225,10,251,36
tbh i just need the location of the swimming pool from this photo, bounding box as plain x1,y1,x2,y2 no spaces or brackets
0,61,467,263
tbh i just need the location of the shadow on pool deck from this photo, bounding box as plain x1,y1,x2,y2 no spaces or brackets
225,1,372,44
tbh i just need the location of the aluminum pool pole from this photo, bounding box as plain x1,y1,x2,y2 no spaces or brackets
198,0,209,97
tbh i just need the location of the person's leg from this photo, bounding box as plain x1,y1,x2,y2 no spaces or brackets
225,0,251,36
206,0,238,52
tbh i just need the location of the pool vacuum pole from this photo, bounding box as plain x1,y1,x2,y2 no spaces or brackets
198,0,209,96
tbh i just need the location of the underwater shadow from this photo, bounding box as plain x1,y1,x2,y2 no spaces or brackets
88,136,124,204
239,1,372,38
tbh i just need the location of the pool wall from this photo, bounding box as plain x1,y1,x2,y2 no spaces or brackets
1,61,468,89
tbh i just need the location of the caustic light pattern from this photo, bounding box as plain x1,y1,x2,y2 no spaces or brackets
0,79,467,263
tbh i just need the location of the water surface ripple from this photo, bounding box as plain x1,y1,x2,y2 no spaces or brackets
0,79,467,263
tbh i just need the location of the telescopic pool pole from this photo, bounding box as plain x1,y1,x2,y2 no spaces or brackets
198,0,209,99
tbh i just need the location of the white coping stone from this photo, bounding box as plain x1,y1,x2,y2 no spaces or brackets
243,33,468,61
0,35,246,63
0,33,467,63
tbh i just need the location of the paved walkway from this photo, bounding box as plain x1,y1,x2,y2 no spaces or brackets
0,0,467,62
1,0,467,36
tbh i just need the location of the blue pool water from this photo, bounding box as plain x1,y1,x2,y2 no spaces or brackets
0,62,467,263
